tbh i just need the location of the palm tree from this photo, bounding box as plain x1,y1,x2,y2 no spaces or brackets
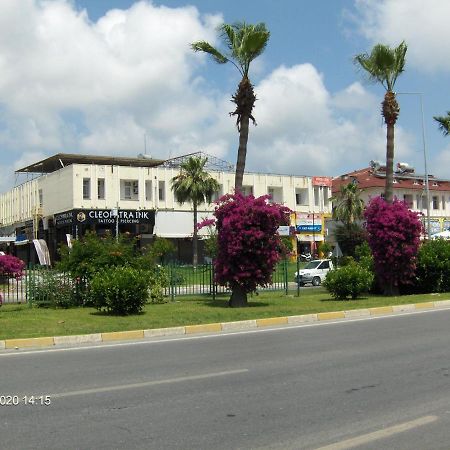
354,41,407,203
171,156,220,266
331,182,366,257
191,22,270,192
330,182,365,227
434,112,450,136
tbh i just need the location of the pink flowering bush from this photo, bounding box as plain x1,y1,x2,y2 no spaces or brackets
364,197,423,295
213,193,291,307
0,254,25,280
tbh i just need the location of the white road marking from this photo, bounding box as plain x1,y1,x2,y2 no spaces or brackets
315,415,438,450
49,369,249,399
1,307,450,357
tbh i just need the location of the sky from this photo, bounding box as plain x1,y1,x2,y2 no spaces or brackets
1,0,450,192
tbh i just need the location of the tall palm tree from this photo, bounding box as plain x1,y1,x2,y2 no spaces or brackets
330,182,365,227
171,156,220,266
191,22,270,192
354,41,407,203
434,112,450,136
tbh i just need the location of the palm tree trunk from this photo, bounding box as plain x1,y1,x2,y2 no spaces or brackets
235,114,250,193
193,202,198,267
385,123,395,203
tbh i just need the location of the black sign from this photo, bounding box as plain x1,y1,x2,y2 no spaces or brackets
54,209,155,228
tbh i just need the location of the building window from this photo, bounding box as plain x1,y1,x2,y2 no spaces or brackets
268,186,282,203
432,196,439,210
145,180,152,201
97,178,105,200
314,186,320,207
241,185,253,196
38,189,43,207
158,181,165,201
83,178,91,200
442,196,446,210
295,188,308,206
212,184,222,202
403,194,413,209
416,195,421,209
121,180,139,200
323,187,330,207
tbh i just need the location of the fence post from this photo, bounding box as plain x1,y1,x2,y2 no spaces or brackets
27,264,33,308
296,257,300,298
284,258,288,295
170,263,175,303
211,262,216,302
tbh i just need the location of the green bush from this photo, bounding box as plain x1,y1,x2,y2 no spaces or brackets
57,232,141,281
147,266,169,304
29,270,78,308
415,239,450,293
90,266,151,315
323,263,374,300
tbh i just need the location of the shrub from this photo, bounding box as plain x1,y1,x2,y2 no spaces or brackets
415,239,450,293
29,270,78,308
90,266,150,315
147,266,169,304
0,255,25,279
323,263,374,300
57,232,140,281
364,197,423,295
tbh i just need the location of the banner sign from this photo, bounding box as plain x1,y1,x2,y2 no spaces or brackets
54,209,155,228
296,218,322,233
312,176,332,187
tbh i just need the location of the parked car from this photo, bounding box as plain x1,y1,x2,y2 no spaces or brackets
295,259,334,286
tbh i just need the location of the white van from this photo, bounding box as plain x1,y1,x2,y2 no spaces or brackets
294,259,334,286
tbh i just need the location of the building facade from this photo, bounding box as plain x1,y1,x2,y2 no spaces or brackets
332,160,450,235
0,152,332,264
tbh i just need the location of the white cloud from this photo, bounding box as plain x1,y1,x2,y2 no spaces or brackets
352,0,450,73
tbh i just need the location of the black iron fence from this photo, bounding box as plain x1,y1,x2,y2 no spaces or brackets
0,259,296,305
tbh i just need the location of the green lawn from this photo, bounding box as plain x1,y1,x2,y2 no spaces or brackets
1,288,448,340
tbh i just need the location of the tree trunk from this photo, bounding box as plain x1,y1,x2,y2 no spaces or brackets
235,114,250,193
383,280,399,296
385,122,395,203
193,202,198,267
229,284,248,307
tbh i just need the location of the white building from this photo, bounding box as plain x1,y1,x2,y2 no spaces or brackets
0,152,332,263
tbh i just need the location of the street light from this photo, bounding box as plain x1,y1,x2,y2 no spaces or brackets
396,92,431,238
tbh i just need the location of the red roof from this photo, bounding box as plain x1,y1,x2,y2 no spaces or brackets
332,166,450,194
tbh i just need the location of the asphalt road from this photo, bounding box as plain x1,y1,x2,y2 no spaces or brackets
1,309,450,449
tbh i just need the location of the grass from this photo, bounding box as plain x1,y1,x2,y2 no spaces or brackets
0,288,449,340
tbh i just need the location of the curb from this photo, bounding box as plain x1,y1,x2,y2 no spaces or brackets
2,299,450,350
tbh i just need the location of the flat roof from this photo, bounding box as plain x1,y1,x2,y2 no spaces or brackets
16,153,165,173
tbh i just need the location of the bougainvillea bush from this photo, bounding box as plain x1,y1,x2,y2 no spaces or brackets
364,197,423,295
212,193,290,307
0,255,25,280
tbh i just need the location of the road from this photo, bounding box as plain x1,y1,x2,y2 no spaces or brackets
1,309,450,449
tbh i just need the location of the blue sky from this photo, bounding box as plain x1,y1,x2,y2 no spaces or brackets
1,0,450,192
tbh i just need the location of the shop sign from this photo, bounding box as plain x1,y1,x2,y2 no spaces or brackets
312,176,332,187
296,218,322,232
54,209,155,227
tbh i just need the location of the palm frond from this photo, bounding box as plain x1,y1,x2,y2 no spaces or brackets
191,41,228,64
434,112,450,136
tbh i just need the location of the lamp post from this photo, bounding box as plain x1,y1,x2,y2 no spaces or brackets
111,206,119,242
397,92,431,238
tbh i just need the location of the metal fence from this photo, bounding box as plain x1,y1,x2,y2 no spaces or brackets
0,259,295,305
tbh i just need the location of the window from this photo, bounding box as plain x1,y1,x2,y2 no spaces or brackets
403,194,413,209
295,188,308,206
121,180,139,200
145,180,152,201
416,195,421,209
241,185,253,196
38,189,43,207
97,178,105,200
323,188,330,207
83,178,91,200
267,187,282,203
212,184,222,202
320,261,330,270
158,181,165,201
432,196,439,210
314,186,320,207
442,196,446,210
